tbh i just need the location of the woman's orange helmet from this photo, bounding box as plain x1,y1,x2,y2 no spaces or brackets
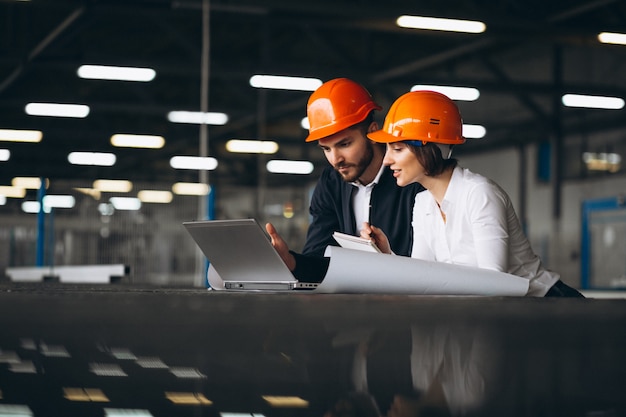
368,90,465,146
305,78,382,142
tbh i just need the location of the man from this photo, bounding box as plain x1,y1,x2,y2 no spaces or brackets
266,78,424,282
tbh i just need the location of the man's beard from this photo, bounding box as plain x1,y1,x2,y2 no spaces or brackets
334,142,374,183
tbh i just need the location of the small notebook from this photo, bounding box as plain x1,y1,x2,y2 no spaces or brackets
333,231,382,253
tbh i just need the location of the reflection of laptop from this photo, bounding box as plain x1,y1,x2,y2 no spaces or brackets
183,219,318,291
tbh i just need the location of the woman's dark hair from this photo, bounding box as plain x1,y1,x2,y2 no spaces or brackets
408,142,457,176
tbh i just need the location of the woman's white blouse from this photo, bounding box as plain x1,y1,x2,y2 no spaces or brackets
411,166,559,296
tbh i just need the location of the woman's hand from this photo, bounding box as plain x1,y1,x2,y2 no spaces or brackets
360,222,392,254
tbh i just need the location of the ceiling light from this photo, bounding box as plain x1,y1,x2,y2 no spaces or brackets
12,177,48,189
0,186,26,198
462,124,486,138
68,152,116,166
167,111,228,125
0,195,5,205
0,405,33,417
226,139,279,154
172,182,210,196
137,190,173,203
109,197,141,211
169,367,206,379
266,160,314,174
165,392,212,405
562,94,625,109
411,85,480,101
25,102,90,118
0,149,10,161
43,195,75,209
0,129,42,142
301,117,310,130
135,357,168,369
104,409,153,417
111,134,165,149
598,32,626,45
93,179,133,193
396,15,486,33
22,201,48,214
249,75,322,91
262,396,309,408
63,387,109,402
78,65,156,82
170,156,218,170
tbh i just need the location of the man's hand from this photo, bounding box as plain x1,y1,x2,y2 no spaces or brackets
265,222,297,271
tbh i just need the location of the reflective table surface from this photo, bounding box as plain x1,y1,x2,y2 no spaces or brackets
1,283,625,417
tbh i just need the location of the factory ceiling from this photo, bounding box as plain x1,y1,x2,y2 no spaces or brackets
1,0,625,190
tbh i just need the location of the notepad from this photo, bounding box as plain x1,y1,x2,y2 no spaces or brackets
332,231,382,253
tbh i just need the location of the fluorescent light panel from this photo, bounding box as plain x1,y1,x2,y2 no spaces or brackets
0,149,10,161
462,124,486,139
68,152,116,166
167,111,228,125
165,392,212,405
411,85,480,101
137,190,173,203
562,94,625,109
25,102,89,118
12,177,48,189
262,396,309,408
598,32,626,45
104,409,153,417
0,195,5,205
266,160,314,174
250,75,322,91
0,129,42,142
0,404,33,417
43,195,76,209
226,139,279,154
170,156,218,170
93,179,133,193
172,182,210,196
22,201,48,214
397,15,486,33
109,197,141,211
78,65,156,82
111,134,165,149
0,186,25,198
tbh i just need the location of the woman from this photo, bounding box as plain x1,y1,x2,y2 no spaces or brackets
362,90,582,297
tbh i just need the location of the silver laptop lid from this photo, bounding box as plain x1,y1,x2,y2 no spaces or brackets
183,219,311,290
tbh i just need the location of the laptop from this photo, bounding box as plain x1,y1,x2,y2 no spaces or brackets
183,219,318,291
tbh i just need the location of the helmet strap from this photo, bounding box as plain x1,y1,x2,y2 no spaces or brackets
436,144,454,160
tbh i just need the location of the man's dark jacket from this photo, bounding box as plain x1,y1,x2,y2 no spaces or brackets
292,165,424,281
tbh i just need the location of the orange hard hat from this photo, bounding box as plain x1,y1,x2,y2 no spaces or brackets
305,78,382,142
368,90,465,146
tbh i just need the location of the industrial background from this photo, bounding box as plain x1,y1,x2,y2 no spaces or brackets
1,0,625,288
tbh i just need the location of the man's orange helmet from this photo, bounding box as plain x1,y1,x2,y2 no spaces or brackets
305,78,382,142
368,91,465,146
